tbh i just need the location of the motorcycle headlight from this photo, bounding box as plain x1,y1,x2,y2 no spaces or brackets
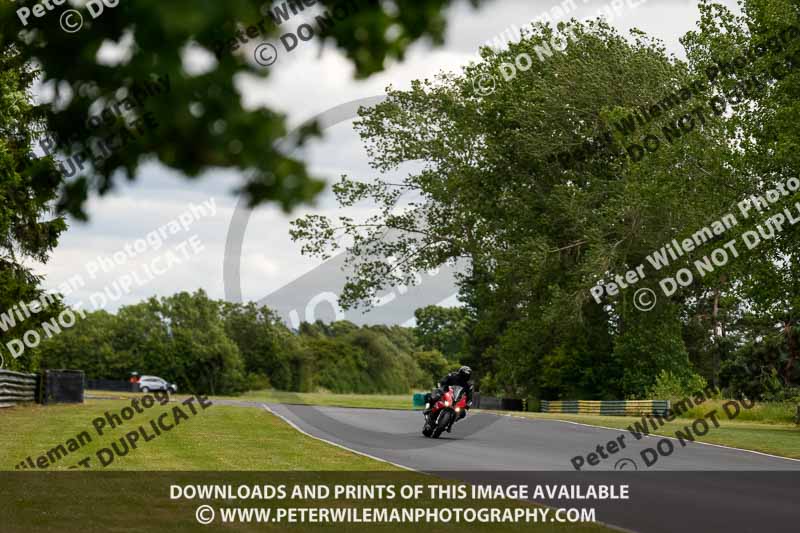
455,407,461,413
444,400,451,407
425,403,430,409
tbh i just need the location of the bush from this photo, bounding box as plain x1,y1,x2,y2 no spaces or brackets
245,373,272,391
720,335,799,400
759,375,800,403
647,370,708,401
413,350,456,388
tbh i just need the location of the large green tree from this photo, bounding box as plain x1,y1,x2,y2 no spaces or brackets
413,305,468,361
0,46,66,371
221,301,300,389
292,19,741,398
683,0,800,392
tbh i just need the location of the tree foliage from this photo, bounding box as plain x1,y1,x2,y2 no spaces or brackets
413,305,468,360
0,46,66,371
292,3,800,400
0,0,485,219
32,291,432,395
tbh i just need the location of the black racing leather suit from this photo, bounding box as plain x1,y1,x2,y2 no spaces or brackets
424,371,474,414
438,371,474,406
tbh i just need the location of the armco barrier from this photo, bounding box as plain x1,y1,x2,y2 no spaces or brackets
0,370,39,408
541,399,670,416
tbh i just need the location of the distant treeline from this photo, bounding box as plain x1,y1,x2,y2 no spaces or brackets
21,290,463,395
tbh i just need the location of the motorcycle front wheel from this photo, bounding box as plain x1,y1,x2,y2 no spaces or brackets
422,412,434,437
432,410,453,439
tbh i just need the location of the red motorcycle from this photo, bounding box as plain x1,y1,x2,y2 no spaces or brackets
422,385,468,438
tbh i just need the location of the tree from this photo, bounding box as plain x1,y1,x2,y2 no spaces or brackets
221,301,298,389
0,0,487,219
0,46,66,371
37,310,119,375
413,305,468,360
291,20,739,397
413,349,454,386
684,0,800,390
157,290,247,395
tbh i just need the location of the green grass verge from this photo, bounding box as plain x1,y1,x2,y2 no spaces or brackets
0,401,613,532
237,389,419,409
506,409,800,459
86,388,420,410
0,400,397,471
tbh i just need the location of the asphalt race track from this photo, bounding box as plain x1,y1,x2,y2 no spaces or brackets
266,404,800,533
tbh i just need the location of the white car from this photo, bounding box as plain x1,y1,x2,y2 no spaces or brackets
138,375,177,393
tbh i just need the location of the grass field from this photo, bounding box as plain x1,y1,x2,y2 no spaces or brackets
86,388,419,409
0,399,397,471
504,409,800,460
0,399,612,533
237,389,419,409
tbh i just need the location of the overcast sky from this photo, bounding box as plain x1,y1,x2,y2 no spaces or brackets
32,0,741,326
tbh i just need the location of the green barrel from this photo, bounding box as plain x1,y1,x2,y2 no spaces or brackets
412,392,426,408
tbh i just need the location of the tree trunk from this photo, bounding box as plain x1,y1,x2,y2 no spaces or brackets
711,288,721,389
782,320,798,385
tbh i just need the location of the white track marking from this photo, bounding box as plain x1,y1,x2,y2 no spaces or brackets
261,404,418,472
510,415,800,464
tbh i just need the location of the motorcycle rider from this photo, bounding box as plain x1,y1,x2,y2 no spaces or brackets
424,366,474,425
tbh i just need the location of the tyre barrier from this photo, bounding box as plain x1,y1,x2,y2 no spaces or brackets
0,370,38,408
541,399,670,416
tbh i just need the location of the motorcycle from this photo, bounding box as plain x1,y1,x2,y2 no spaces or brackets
422,385,468,438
